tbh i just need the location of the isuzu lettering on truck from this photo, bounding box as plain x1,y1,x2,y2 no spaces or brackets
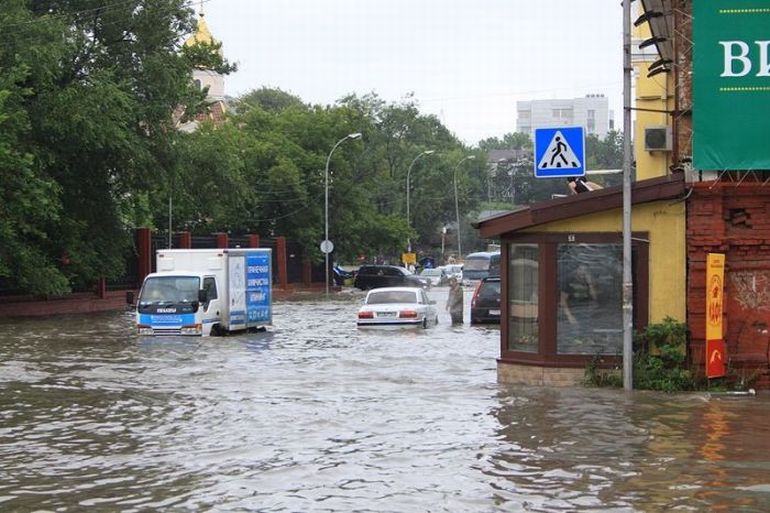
135,249,272,336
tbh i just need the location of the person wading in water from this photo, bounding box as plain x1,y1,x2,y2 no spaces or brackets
446,277,464,325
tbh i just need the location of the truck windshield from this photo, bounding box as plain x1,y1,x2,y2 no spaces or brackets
139,276,200,304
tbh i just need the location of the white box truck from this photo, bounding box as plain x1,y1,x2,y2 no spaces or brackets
135,248,272,336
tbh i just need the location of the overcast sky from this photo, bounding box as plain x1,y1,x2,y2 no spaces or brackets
199,0,623,146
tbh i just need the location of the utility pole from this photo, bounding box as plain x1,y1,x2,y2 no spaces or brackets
622,0,634,391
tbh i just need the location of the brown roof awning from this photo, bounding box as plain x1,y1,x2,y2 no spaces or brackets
474,173,686,238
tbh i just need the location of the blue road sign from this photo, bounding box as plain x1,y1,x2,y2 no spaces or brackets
534,126,585,178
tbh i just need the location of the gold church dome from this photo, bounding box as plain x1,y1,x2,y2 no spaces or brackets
185,13,215,47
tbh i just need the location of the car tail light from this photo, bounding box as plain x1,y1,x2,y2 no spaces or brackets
358,311,374,319
399,310,418,318
471,281,483,308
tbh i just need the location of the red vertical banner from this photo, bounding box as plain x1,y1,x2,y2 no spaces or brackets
705,253,726,379
706,339,726,379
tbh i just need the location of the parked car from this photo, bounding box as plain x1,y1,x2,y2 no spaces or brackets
333,264,354,286
419,267,447,287
357,287,439,328
444,264,463,282
470,276,501,324
353,264,428,290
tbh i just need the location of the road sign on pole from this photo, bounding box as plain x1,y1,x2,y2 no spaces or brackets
320,240,334,254
534,126,585,178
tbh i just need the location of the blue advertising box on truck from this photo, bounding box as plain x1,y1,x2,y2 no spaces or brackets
135,248,272,336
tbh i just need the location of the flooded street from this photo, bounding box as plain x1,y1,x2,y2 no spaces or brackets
2,287,770,512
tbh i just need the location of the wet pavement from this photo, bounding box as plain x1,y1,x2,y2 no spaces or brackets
1,286,770,512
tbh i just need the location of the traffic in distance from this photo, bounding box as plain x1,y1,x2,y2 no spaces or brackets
131,247,501,336
346,250,501,327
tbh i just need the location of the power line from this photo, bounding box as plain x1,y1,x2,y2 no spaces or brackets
0,0,213,49
1,0,211,30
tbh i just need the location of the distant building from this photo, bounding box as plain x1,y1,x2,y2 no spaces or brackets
516,95,613,139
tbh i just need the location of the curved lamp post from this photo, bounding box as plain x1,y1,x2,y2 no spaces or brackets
405,150,435,253
325,132,362,297
453,155,476,259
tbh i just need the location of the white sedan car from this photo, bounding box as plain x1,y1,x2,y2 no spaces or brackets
357,287,439,328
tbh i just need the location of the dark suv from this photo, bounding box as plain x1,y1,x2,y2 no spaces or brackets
470,276,501,324
353,265,428,290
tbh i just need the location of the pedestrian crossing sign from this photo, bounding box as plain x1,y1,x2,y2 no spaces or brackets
534,126,585,178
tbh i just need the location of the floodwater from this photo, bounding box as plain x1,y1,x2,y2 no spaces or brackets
1,287,770,512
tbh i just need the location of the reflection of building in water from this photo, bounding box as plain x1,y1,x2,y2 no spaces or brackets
490,386,770,510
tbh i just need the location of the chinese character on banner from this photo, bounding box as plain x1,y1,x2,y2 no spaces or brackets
705,253,725,341
706,339,726,379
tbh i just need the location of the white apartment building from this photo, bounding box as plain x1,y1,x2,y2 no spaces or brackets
516,94,613,139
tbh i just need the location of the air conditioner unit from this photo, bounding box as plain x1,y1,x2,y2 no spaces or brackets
644,126,672,151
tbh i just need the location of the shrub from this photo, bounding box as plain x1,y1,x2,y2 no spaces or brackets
633,317,694,392
585,317,694,392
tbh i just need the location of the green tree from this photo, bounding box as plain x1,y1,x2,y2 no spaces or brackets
154,88,479,265
235,87,306,113
0,1,234,293
0,2,70,293
478,131,533,151
586,130,624,188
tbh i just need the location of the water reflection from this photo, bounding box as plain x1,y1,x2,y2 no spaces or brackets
0,293,769,511
488,388,770,512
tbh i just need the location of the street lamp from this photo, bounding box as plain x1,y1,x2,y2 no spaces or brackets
406,150,435,253
453,155,476,259
324,132,362,297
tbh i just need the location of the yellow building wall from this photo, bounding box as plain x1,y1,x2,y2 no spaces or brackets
523,200,686,324
634,69,674,180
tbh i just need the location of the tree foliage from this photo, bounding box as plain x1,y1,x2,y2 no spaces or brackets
1,2,626,294
0,0,231,294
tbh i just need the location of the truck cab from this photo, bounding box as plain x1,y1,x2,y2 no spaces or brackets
136,272,221,336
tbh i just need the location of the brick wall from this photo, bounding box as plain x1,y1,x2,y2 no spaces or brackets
497,362,587,387
687,183,770,388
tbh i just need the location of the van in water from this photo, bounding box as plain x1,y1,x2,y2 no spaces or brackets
462,251,500,281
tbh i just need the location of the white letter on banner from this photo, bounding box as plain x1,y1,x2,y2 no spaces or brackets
720,41,751,77
756,41,770,76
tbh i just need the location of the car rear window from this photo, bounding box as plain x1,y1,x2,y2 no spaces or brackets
478,280,500,299
367,291,418,304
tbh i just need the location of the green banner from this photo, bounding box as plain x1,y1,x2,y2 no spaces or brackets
693,1,770,170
